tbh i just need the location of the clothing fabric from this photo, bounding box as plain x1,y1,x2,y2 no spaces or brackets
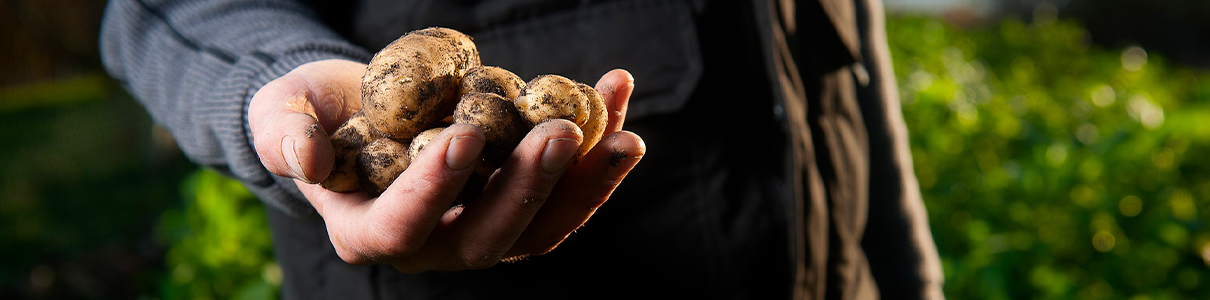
100,0,944,299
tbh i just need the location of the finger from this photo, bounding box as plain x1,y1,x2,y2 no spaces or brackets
504,131,645,258
308,125,486,264
250,77,335,184
294,179,377,264
400,120,584,271
290,60,365,131
594,69,635,133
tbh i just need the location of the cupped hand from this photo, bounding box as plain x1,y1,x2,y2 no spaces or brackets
249,59,644,273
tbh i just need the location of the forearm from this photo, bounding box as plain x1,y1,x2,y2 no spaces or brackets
100,0,371,217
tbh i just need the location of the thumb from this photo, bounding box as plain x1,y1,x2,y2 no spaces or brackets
250,76,336,184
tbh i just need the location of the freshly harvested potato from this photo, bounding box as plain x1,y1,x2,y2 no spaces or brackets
355,138,411,196
575,83,608,160
459,66,525,100
361,27,481,140
327,27,617,197
513,75,589,127
454,92,529,165
321,112,377,192
407,127,446,162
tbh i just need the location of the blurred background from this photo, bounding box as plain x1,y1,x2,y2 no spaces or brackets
2,0,1209,299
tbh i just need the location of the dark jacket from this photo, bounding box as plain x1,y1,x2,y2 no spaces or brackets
101,0,943,299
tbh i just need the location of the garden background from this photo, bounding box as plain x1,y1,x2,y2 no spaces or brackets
3,0,1209,299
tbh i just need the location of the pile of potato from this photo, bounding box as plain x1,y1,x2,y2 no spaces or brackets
320,27,607,197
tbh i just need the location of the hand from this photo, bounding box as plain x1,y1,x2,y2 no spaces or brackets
249,59,644,272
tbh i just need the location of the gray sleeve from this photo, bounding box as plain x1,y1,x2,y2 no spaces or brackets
100,0,372,217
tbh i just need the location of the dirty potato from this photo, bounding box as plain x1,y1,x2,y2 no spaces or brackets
355,138,411,196
321,112,377,192
407,127,446,162
454,92,528,166
459,66,525,100
361,27,481,140
513,75,589,127
575,82,608,160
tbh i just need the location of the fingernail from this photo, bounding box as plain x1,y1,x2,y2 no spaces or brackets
282,136,308,181
541,138,580,174
606,152,642,180
446,135,484,170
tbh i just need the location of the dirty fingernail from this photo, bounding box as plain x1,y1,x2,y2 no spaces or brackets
446,135,484,171
282,136,308,181
541,138,580,174
606,151,642,180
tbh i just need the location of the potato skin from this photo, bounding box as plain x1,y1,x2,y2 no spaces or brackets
459,66,525,100
362,27,481,140
407,127,446,162
321,112,377,192
355,138,411,196
514,75,589,127
575,83,608,161
454,92,529,166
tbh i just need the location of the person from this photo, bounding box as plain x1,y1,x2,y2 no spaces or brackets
101,0,944,299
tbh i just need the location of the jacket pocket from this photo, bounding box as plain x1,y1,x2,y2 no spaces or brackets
471,0,703,120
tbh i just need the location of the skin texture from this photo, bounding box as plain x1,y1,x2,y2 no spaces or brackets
459,66,525,100
356,138,411,196
514,75,588,127
361,27,481,140
454,92,529,167
251,58,643,273
322,111,377,192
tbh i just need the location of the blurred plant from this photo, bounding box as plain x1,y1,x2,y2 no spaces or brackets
150,169,279,300
889,14,1210,300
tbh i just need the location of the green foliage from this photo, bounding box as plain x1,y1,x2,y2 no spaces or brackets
0,76,193,298
889,15,1210,299
151,169,280,300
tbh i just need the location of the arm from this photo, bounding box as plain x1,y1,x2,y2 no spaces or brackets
99,0,371,216
103,0,648,271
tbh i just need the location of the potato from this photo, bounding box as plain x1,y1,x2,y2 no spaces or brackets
407,127,446,162
514,75,589,127
459,66,525,100
355,138,411,196
321,112,377,192
575,82,608,160
454,92,529,166
330,27,616,198
361,27,481,140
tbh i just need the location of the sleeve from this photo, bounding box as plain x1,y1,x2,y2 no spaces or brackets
855,0,946,299
99,0,373,217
